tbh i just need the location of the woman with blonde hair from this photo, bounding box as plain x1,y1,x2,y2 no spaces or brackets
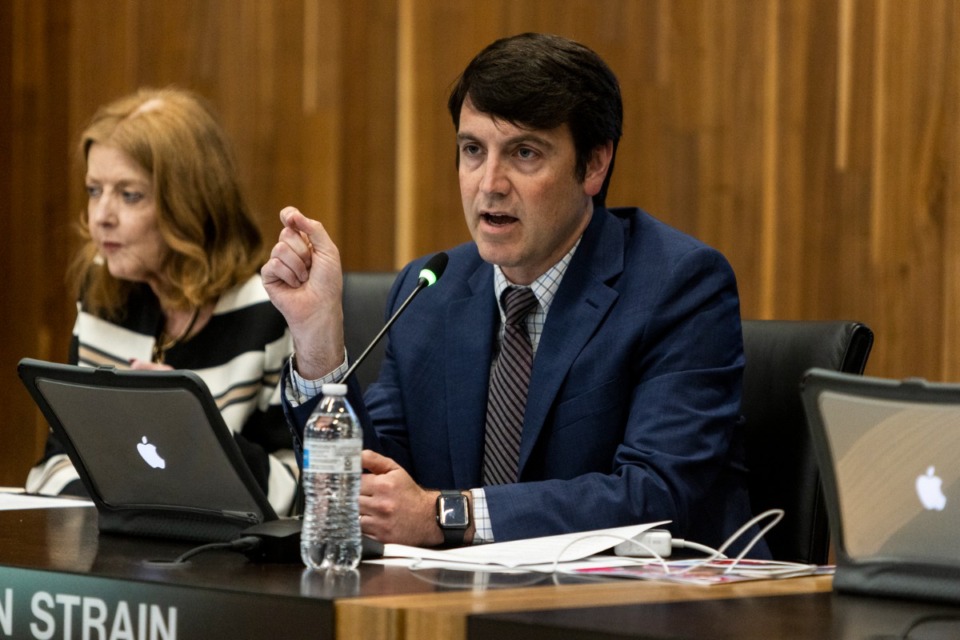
27,87,298,515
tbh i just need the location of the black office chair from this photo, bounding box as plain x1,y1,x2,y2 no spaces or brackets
342,272,397,390
741,319,874,564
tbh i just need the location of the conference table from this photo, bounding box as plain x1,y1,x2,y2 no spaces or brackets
2,503,960,640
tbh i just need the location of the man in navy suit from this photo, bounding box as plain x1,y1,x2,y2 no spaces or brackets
263,33,761,553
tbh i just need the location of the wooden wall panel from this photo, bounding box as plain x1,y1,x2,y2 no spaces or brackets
2,0,74,487
861,0,957,381
338,0,399,268
1,0,958,486
945,1,960,382
0,0,397,486
397,0,960,384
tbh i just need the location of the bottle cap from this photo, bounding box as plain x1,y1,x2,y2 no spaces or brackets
321,383,348,396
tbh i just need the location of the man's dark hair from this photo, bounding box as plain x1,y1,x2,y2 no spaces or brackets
448,32,623,207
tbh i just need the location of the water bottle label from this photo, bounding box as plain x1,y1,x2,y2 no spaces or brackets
303,440,362,473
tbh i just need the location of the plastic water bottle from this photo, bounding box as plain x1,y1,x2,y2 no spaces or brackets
301,383,363,571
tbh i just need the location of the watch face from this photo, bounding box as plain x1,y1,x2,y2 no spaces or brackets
438,495,469,528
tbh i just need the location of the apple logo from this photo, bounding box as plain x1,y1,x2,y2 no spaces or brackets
915,466,946,511
136,436,166,469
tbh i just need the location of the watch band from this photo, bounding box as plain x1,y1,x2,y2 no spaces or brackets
436,490,469,547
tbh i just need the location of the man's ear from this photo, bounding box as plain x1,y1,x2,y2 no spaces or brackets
583,140,614,198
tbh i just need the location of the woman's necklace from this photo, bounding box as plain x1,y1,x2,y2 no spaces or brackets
152,307,200,364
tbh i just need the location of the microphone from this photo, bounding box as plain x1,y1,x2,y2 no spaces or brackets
341,252,448,382
238,253,447,564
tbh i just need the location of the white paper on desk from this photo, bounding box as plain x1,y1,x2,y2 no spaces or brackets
0,492,94,511
377,521,668,569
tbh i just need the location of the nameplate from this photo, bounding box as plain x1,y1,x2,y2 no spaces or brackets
0,565,333,640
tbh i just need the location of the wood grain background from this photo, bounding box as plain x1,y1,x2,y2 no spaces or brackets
2,0,957,486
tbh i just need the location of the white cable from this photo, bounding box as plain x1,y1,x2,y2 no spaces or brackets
403,508,792,585
542,510,786,578
673,508,785,575
550,533,671,575
718,508,785,573
671,538,723,558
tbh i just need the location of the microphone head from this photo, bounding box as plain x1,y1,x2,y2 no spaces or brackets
418,252,449,287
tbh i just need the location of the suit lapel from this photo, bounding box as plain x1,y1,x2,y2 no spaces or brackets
445,263,497,487
517,209,625,475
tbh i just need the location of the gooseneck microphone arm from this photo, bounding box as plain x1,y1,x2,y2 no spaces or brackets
341,252,448,383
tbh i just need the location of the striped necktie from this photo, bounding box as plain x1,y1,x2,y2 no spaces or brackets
482,286,538,485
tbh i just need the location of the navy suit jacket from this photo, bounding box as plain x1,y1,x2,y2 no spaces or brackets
290,207,761,552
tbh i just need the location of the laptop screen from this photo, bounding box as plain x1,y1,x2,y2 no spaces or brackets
816,390,960,565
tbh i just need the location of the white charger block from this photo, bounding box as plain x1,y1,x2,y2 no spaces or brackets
613,529,673,557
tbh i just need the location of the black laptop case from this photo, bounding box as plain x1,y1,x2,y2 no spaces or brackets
18,358,277,542
802,368,960,604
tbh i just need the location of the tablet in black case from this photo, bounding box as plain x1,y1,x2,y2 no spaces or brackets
802,368,960,604
18,358,277,542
